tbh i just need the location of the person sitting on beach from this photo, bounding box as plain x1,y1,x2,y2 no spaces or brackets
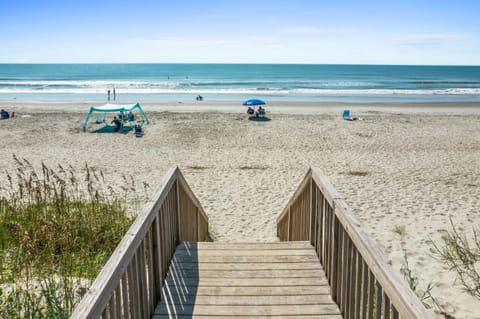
127,111,135,121
258,106,265,116
1,109,9,119
247,107,254,115
111,116,121,132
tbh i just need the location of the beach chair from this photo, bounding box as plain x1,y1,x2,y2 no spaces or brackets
342,109,357,121
134,123,144,137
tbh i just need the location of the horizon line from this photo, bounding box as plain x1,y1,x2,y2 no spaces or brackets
0,62,479,67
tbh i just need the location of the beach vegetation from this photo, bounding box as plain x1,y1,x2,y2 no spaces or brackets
392,224,406,237
432,218,480,300
347,171,370,177
186,165,209,170
239,165,269,170
0,156,139,318
394,228,440,312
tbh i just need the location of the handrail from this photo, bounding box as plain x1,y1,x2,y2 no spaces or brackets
71,167,208,318
277,167,431,319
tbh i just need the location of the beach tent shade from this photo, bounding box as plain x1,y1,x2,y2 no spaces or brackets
82,103,149,131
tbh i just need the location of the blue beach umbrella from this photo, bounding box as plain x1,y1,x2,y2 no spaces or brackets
242,98,266,106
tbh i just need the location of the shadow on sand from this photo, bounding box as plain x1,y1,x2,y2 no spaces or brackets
248,116,271,122
92,125,133,134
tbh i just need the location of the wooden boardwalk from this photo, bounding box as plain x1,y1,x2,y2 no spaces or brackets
71,167,431,318
153,241,341,318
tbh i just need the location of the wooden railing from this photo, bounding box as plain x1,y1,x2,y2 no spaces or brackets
277,168,432,319
71,167,208,319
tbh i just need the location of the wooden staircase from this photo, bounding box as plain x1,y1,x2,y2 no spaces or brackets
71,167,431,319
153,241,341,318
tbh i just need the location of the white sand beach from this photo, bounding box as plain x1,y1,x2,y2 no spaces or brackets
1,101,479,318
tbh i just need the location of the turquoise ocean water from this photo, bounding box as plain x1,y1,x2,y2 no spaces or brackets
0,64,479,103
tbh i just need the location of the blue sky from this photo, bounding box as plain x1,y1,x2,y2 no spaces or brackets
0,0,479,64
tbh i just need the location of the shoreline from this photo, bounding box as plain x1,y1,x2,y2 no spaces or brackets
2,100,480,115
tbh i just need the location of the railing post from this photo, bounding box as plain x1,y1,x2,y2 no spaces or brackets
332,213,340,303
151,216,162,306
287,207,291,241
308,178,312,243
196,206,199,241
175,178,181,246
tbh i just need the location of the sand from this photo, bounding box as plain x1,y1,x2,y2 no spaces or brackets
1,101,479,318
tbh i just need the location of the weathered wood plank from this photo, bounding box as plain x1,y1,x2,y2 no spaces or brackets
368,269,375,319
165,277,328,287
120,272,129,319
161,285,333,296
172,254,320,263
153,315,343,319
377,280,383,319
170,261,323,270
155,304,342,316
166,268,326,279
114,285,121,319
362,259,368,319
159,294,335,306
173,248,317,256
177,241,313,250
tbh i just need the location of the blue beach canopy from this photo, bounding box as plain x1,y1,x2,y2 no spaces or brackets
242,98,266,106
82,103,149,131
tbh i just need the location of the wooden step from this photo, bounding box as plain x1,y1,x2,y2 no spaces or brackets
154,241,341,318
172,254,321,263
154,304,341,316
177,241,314,250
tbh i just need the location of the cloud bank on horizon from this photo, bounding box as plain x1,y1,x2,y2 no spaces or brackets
0,0,479,65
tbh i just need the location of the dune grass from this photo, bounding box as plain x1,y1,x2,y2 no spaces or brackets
0,156,138,318
432,218,480,300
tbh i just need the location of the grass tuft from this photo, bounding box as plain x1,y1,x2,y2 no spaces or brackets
348,171,369,176
392,225,406,237
239,165,269,170
432,218,480,300
186,165,209,170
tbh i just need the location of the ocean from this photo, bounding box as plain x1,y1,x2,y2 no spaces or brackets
0,64,479,103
